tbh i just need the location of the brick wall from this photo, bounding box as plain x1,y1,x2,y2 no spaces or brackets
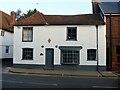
106,15,120,70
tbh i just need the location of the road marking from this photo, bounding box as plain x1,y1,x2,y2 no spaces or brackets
1,80,58,86
92,86,119,88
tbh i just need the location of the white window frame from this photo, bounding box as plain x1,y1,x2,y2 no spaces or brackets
87,49,96,61
5,46,9,54
1,31,5,36
22,48,33,60
22,27,33,42
67,27,77,41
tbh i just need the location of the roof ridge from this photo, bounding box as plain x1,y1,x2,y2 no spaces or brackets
14,11,105,26
44,14,96,16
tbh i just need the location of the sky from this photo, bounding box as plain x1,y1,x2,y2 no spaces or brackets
0,0,93,15
0,0,119,15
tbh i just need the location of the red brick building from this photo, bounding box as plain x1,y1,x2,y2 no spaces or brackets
92,0,120,71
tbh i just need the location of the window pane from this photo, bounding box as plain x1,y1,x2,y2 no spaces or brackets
6,46,9,53
87,49,96,61
117,56,120,62
22,27,33,42
22,48,33,60
116,46,120,62
61,50,79,64
67,27,77,40
1,31,4,36
116,46,120,54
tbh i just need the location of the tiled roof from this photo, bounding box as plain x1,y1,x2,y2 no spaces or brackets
14,11,105,26
44,14,105,25
99,2,120,14
15,11,47,26
0,11,13,32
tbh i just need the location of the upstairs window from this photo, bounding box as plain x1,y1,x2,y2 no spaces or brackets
1,31,5,36
87,49,96,61
5,46,9,53
116,46,120,63
116,46,120,55
67,27,77,41
22,27,33,42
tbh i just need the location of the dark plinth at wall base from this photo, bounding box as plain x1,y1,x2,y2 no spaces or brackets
13,64,106,71
13,64,45,69
54,65,106,71
0,58,13,61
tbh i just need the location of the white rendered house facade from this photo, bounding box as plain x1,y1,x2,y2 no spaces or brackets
0,29,13,59
0,11,15,60
13,12,106,70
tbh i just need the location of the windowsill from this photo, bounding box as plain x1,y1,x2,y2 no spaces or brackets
22,41,33,42
66,39,77,41
21,59,33,60
5,53,9,54
61,63,79,65
87,60,97,61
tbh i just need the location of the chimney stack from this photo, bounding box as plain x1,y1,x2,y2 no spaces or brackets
92,0,101,14
92,0,100,3
10,11,16,26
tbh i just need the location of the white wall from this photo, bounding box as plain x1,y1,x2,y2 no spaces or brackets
0,29,13,59
13,25,106,66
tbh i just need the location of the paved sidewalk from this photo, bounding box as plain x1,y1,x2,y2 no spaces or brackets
8,67,119,77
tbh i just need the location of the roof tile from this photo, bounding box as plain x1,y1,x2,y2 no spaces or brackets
44,14,104,25
15,11,47,26
0,11,14,32
15,11,105,26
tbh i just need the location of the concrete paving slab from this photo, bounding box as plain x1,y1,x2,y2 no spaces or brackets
8,67,105,77
100,71,118,77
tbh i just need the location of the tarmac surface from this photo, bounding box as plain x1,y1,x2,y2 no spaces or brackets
8,67,120,77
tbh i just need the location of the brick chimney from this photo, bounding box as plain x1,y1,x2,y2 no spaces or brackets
92,0,100,3
10,11,16,26
92,0,101,14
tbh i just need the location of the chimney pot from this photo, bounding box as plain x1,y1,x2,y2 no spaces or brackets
92,0,100,3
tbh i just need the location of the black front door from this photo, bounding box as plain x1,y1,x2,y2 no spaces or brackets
45,48,54,69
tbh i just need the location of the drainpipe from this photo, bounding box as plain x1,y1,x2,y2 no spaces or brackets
96,25,99,71
109,14,112,71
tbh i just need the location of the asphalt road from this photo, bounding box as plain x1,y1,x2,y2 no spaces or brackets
2,73,120,88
